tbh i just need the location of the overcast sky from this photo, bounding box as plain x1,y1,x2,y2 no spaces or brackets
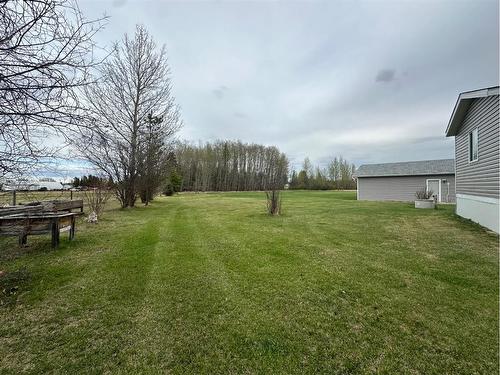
77,0,498,172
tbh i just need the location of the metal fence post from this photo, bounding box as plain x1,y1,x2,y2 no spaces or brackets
12,190,16,206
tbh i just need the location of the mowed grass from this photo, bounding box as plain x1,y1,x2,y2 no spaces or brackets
0,191,498,374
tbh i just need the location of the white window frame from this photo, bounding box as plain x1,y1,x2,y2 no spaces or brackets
426,179,441,202
469,128,478,162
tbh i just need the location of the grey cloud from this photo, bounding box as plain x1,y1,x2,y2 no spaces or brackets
233,112,247,118
405,135,449,145
112,0,126,8
375,69,396,83
212,85,228,99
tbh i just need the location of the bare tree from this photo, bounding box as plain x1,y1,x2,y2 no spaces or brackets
327,156,340,182
265,190,282,216
0,0,106,177
175,140,288,192
302,157,313,181
78,25,182,208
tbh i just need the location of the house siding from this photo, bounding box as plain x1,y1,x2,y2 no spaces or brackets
357,174,456,202
455,95,500,198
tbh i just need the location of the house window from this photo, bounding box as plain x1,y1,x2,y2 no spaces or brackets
469,128,478,162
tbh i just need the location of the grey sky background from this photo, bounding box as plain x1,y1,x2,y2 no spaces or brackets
77,0,499,172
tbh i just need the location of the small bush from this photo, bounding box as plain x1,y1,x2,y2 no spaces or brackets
83,184,112,222
163,183,174,196
415,188,433,200
163,170,182,196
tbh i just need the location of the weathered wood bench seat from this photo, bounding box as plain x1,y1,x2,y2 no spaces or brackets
41,199,84,213
40,199,84,214
0,199,83,216
0,205,44,216
0,212,78,248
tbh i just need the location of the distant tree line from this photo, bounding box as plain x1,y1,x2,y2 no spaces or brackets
175,141,289,192
289,156,356,190
72,175,110,188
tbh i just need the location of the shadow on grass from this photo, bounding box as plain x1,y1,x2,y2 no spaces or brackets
0,237,56,262
0,267,31,308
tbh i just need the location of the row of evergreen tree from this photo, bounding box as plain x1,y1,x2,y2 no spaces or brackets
72,175,111,188
289,156,356,190
174,141,289,191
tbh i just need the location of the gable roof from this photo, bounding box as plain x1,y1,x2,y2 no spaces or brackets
445,86,499,137
355,159,455,178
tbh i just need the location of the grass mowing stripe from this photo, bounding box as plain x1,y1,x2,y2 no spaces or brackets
0,215,161,373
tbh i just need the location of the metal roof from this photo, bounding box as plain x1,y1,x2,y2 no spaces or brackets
446,86,499,137
355,159,455,178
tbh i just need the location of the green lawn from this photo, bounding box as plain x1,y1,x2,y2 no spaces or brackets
0,191,498,374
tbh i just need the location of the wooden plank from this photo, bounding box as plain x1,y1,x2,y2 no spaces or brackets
0,200,83,220
0,205,43,216
42,200,83,212
0,212,77,220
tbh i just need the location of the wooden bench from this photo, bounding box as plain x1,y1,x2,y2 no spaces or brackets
0,200,84,248
0,212,78,248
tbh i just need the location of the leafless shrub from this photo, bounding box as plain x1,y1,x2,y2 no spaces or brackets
415,188,433,200
266,190,282,216
83,185,112,222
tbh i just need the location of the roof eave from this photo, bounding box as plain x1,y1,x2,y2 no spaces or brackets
446,86,500,137
445,98,471,137
357,172,455,178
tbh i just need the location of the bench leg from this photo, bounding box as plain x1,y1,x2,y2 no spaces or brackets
18,234,27,247
69,216,75,240
51,221,60,248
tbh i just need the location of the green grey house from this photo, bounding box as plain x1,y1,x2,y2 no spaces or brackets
445,86,499,233
355,159,456,203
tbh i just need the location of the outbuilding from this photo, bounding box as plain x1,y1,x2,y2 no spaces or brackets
355,159,456,203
